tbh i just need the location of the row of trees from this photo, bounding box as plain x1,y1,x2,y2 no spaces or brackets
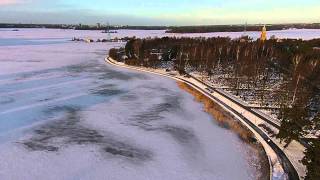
166,24,320,33
110,36,320,179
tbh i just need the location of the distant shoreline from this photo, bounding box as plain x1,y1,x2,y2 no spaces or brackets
1,23,320,33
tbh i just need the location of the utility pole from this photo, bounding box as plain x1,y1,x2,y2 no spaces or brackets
244,21,247,33
242,21,247,37
106,22,111,41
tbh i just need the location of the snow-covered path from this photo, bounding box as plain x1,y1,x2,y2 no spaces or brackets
0,29,271,180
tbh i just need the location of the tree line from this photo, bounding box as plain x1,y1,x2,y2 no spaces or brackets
166,24,320,33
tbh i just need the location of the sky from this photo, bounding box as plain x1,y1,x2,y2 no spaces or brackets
0,0,320,25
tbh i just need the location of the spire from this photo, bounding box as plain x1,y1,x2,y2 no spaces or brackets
106,22,111,41
260,25,267,42
241,21,248,38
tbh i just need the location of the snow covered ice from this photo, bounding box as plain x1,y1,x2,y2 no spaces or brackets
1,28,318,179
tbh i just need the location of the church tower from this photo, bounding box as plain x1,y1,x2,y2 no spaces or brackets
260,25,267,42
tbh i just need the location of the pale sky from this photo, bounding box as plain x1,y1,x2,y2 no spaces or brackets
0,0,319,25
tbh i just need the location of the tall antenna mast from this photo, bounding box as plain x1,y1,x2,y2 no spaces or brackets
244,21,247,33
106,22,111,41
242,21,247,37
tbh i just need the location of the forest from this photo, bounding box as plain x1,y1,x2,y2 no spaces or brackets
0,23,167,30
166,23,320,33
110,36,320,179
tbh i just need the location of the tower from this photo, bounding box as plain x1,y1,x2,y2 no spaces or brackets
244,21,247,33
106,22,111,41
242,21,248,37
260,25,267,42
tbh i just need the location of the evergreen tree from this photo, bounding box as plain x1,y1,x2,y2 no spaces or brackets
277,105,309,148
125,39,136,59
301,137,320,180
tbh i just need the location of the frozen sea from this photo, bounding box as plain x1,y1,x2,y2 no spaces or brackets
1,28,317,180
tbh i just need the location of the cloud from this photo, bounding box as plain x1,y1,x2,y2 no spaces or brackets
0,0,18,5
0,0,319,25
0,0,32,6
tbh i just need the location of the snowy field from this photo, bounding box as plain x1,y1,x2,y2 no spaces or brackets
1,28,317,179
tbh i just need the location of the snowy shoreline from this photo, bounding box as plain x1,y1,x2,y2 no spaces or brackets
105,56,305,180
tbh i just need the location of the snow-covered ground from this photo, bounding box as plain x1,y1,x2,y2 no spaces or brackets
0,29,268,180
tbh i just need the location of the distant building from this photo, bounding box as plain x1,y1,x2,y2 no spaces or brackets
84,38,93,43
150,49,163,60
238,36,253,42
260,25,267,42
313,47,320,51
276,39,284,43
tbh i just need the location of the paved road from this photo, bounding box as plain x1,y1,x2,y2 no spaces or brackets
183,75,300,180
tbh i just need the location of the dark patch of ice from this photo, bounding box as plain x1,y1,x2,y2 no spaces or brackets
103,138,152,161
126,93,198,146
22,106,152,162
23,141,59,152
90,88,124,96
119,94,137,101
129,94,182,125
161,125,196,144
0,96,15,104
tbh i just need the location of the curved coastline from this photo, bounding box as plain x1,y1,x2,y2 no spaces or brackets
105,56,301,180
